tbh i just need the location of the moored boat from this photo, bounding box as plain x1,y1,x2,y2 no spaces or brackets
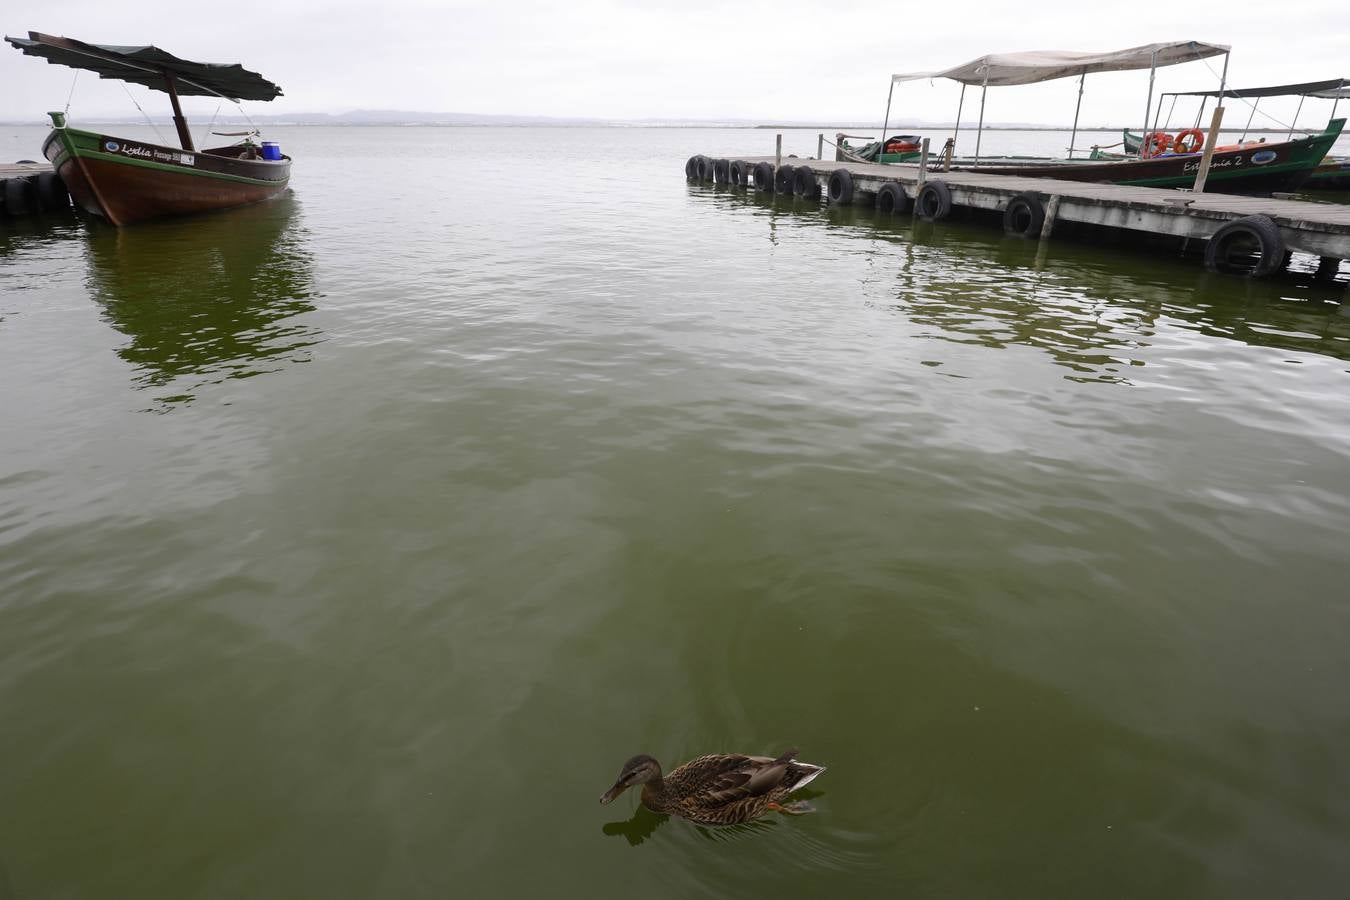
5,31,291,225
853,42,1343,196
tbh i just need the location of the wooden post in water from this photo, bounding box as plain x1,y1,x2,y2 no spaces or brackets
917,138,930,188
1039,195,1061,241
817,133,824,160
1191,107,1226,194
775,134,782,169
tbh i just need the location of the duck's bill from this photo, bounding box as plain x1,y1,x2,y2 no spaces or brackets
599,783,626,805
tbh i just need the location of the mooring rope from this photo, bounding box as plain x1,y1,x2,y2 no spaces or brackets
1194,55,1312,134
201,102,222,149
120,82,167,144
63,70,79,115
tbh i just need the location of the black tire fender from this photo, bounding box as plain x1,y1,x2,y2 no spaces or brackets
875,182,909,215
3,177,32,217
827,168,855,205
35,172,66,212
774,164,797,194
695,155,714,182
1204,215,1285,278
753,161,775,192
793,167,819,198
1002,192,1045,237
729,160,750,188
916,180,953,221
685,156,700,180
713,159,730,184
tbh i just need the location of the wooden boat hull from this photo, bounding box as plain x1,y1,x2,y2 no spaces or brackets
964,122,1343,195
850,120,1344,196
43,126,290,225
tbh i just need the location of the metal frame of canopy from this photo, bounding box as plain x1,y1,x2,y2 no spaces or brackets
879,41,1231,165
1148,78,1347,143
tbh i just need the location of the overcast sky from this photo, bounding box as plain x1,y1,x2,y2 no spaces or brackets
2,1,1344,128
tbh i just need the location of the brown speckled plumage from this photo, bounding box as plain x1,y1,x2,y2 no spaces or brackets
600,749,826,826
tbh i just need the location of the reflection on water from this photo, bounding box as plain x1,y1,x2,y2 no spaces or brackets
707,187,1350,382
601,805,668,846
83,194,321,406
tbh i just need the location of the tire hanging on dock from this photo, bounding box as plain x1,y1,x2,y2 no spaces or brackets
685,156,700,180
730,161,750,188
753,162,775,192
916,180,953,221
3,177,32,217
827,169,854,205
35,172,66,213
1204,215,1285,278
793,167,819,199
695,156,715,182
713,159,731,184
875,183,909,215
1002,192,1045,237
774,164,797,194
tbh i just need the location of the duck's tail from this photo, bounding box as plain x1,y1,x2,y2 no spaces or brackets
788,758,826,792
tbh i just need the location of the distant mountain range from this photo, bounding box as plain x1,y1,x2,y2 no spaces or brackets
35,108,1298,132
2,108,1123,130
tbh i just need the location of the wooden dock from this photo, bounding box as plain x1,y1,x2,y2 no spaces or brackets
1,161,69,219
688,154,1350,280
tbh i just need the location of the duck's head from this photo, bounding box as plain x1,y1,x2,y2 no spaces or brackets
600,754,662,804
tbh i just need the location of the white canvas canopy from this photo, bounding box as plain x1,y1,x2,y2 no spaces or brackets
878,40,1231,166
892,41,1230,87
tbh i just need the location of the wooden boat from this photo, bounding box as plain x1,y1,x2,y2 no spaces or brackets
843,122,1342,195
966,121,1342,193
856,42,1342,196
5,32,291,225
1117,77,1349,192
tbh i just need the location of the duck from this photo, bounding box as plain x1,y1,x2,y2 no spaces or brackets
599,749,826,826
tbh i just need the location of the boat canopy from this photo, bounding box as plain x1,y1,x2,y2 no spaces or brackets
4,31,282,101
892,41,1229,87
1159,77,1349,100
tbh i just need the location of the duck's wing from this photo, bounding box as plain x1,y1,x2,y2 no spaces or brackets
672,750,801,803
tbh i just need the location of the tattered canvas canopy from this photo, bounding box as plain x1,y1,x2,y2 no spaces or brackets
1163,78,1349,100
4,31,282,101
893,41,1229,87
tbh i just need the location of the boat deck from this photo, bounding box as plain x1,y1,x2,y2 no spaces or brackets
718,156,1350,264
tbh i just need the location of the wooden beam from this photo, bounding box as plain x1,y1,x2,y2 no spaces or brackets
162,70,195,152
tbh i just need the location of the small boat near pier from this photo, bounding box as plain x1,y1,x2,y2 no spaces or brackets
5,31,292,226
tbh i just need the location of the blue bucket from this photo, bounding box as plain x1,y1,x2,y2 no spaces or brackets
261,141,282,161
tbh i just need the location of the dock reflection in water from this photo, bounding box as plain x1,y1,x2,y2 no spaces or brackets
83,194,321,405
712,188,1350,381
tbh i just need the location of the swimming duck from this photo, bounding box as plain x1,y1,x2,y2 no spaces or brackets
599,749,825,826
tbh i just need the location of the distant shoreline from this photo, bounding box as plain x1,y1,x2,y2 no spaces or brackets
0,120,1319,134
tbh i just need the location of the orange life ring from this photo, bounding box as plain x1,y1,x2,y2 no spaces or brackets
1173,128,1205,154
1141,131,1172,159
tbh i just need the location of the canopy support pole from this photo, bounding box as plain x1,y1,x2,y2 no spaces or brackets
974,73,988,165
950,83,966,167
880,80,895,161
1140,50,1158,157
1241,99,1259,141
1286,95,1306,140
163,70,194,151
1068,73,1085,158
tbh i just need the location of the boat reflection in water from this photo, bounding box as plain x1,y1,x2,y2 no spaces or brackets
84,193,320,406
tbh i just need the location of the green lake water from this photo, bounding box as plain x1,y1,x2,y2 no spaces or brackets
1,126,1349,899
